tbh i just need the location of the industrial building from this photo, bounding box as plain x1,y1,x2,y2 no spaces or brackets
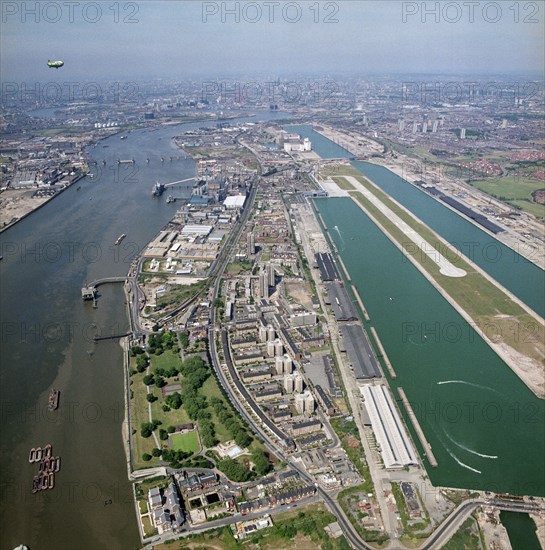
340,323,381,379
314,252,340,281
360,385,418,469
223,195,247,209
325,282,358,321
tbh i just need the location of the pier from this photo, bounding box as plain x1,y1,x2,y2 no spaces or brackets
81,286,97,301
398,387,438,467
351,284,370,322
93,332,132,342
81,277,131,306
369,326,396,379
336,254,351,283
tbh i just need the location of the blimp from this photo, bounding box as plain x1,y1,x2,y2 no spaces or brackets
47,60,64,69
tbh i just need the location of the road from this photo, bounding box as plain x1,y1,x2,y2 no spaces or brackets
204,172,376,549
421,498,545,550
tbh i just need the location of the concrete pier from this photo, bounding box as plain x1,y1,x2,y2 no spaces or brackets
370,326,396,379
81,286,96,300
398,387,438,467
336,254,352,283
351,284,370,322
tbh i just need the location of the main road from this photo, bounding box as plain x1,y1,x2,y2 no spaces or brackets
204,148,377,550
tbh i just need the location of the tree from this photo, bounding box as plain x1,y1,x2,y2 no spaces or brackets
251,448,271,476
143,374,155,386
216,457,253,482
165,392,182,410
131,345,144,356
152,447,162,457
142,453,152,462
136,355,148,372
146,393,158,403
155,376,167,388
141,422,154,438
235,430,252,449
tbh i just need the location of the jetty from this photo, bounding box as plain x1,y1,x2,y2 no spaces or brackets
82,277,130,306
369,327,396,379
398,387,438,467
351,284,370,322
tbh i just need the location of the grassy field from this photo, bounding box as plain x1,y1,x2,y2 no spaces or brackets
442,516,484,550
153,503,352,550
131,349,245,468
170,431,201,453
201,376,233,443
155,280,208,312
130,361,158,469
141,515,156,538
330,174,544,376
149,349,182,373
470,176,545,218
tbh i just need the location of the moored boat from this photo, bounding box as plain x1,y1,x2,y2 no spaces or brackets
43,443,52,458
48,389,60,411
115,234,126,246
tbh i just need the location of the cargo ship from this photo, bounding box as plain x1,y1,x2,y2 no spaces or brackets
152,182,165,196
115,234,126,245
48,389,60,411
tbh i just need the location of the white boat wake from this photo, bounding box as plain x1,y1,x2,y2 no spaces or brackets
433,427,482,474
437,380,501,395
443,429,498,460
333,225,346,251
450,452,482,474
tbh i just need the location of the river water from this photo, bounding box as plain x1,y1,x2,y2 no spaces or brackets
500,511,542,550
0,111,288,549
316,198,545,496
292,123,545,496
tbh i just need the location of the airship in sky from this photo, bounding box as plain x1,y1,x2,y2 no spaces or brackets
47,60,64,69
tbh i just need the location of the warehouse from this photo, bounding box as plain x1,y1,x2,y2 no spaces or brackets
340,323,381,379
315,252,340,281
325,281,357,321
360,385,418,469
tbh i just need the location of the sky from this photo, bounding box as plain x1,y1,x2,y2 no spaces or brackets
1,1,544,81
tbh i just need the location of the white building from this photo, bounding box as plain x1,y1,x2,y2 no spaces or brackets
360,385,418,469
283,136,312,152
223,195,246,209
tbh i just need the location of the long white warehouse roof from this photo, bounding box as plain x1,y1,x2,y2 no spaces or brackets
223,195,246,208
181,225,213,236
360,384,418,469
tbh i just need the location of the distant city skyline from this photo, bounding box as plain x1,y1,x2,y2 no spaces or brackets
1,1,544,81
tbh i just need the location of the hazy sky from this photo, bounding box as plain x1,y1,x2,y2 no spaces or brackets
1,1,544,81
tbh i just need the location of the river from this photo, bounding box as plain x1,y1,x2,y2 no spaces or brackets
0,110,289,549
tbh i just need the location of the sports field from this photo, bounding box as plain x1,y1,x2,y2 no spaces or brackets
170,431,200,453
